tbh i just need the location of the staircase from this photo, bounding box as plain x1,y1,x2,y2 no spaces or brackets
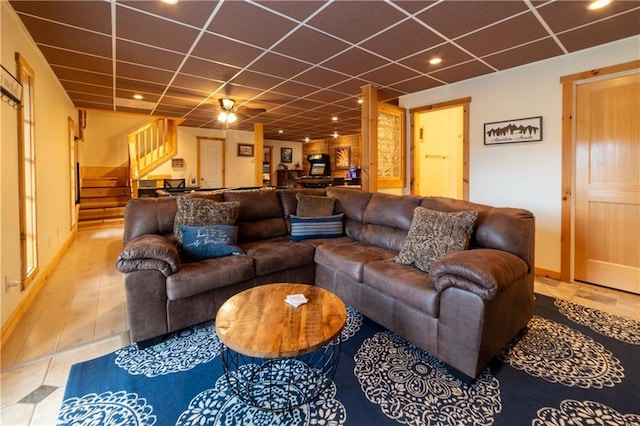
128,118,182,198
77,117,182,228
78,166,130,228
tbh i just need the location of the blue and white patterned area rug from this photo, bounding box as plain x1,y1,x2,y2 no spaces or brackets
58,295,640,425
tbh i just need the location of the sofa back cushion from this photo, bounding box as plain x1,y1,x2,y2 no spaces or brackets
277,188,327,218
361,193,421,252
123,197,177,245
421,196,534,271
326,187,372,240
223,188,288,243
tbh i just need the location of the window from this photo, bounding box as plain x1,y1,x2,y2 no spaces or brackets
17,53,38,288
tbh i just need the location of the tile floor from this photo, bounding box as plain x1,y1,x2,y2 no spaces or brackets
1,226,638,425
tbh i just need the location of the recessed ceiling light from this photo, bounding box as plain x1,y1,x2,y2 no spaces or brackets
278,130,283,134
133,94,143,100
305,137,310,143
587,0,611,10
333,131,338,138
429,57,442,65
332,116,338,122
161,0,179,5
357,98,363,104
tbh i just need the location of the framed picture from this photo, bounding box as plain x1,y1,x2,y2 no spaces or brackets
484,116,542,145
237,143,254,157
281,147,293,163
335,146,351,170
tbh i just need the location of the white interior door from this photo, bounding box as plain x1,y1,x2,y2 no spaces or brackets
199,138,224,188
574,72,640,294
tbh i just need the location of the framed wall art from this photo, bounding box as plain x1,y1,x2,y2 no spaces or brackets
334,146,351,170
484,116,542,145
281,147,293,163
237,143,254,157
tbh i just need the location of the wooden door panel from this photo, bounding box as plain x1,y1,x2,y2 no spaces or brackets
575,72,640,294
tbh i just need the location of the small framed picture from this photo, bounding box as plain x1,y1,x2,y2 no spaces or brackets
484,116,543,145
281,147,293,163
237,143,254,157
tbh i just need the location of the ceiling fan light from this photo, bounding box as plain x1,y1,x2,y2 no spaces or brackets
218,111,228,122
219,98,235,110
227,112,237,123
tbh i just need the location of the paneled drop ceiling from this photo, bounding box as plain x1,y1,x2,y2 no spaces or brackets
9,0,640,141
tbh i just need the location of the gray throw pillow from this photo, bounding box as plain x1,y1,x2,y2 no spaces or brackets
395,206,478,272
296,193,335,217
173,197,240,244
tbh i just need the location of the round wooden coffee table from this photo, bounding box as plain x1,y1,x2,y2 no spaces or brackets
215,283,346,411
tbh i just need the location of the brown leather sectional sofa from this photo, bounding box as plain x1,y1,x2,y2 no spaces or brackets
116,187,535,379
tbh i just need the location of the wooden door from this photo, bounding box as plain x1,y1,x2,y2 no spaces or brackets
574,72,640,294
198,137,225,189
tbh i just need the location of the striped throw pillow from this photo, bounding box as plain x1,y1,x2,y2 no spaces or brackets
290,213,344,242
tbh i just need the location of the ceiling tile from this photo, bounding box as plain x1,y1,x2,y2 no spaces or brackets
536,1,640,33
417,1,529,39
399,43,474,74
171,74,223,95
38,46,111,74
191,32,265,68
359,63,421,87
321,47,388,77
180,57,239,81
389,75,442,94
116,7,200,53
360,19,444,61
273,27,350,63
116,62,173,85
483,37,564,70
558,9,640,52
208,2,298,48
116,40,183,71
17,15,112,58
61,81,112,97
294,66,350,87
52,66,112,87
118,1,219,28
455,13,549,57
11,1,112,34
307,1,406,43
229,70,284,92
249,53,312,79
390,1,438,15
254,1,325,23
429,60,494,84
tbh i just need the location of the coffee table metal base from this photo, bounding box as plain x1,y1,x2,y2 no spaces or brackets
220,337,342,412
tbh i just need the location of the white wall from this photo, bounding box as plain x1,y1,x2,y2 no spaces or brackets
1,3,76,326
400,36,640,274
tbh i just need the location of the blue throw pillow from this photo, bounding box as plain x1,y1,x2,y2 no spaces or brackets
290,213,344,242
179,225,244,261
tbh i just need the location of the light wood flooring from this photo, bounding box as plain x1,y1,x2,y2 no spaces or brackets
1,225,638,425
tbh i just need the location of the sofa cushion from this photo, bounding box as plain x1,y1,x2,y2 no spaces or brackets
290,214,344,242
173,197,240,244
295,193,335,217
395,207,478,272
166,255,256,300
363,259,440,317
223,188,282,221
241,237,315,276
179,225,244,261
315,242,397,282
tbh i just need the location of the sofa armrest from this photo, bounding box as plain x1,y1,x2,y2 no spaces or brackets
116,234,180,277
430,248,528,300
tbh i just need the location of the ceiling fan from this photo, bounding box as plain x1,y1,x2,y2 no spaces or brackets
216,98,267,127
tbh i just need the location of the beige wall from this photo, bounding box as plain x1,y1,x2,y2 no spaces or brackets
401,36,640,274
1,3,76,326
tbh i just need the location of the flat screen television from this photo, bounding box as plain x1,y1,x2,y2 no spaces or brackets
309,162,328,177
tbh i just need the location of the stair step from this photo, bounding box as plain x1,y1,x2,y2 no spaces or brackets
78,218,125,230
80,197,130,209
82,178,120,188
79,207,126,221
81,187,130,198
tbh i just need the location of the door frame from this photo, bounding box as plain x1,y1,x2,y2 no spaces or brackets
409,97,470,199
196,136,226,188
559,60,640,283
